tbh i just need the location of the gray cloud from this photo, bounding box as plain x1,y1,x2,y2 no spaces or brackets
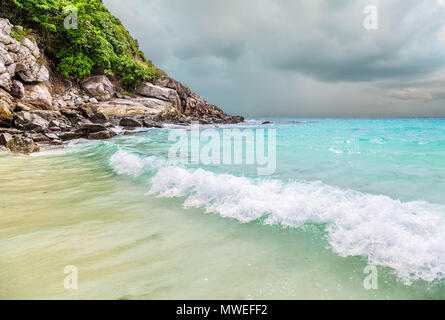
104,0,445,117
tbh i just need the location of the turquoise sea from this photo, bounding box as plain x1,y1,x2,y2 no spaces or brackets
1,118,445,299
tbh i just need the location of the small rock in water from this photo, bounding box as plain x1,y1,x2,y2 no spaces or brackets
119,118,141,128
76,123,107,135
8,136,40,154
142,119,163,128
87,130,116,140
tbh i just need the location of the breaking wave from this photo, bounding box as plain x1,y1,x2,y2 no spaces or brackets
110,150,445,283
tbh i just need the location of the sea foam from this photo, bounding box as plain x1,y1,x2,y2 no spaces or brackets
110,150,445,283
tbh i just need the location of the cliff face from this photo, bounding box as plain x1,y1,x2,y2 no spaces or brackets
0,18,243,154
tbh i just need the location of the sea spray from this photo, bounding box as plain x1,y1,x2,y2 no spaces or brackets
110,149,445,284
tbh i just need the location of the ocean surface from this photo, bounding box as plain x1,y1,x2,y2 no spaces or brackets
1,118,445,299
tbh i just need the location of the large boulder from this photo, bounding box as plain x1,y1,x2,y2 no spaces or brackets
142,119,163,128
82,75,115,101
90,112,109,124
22,83,54,109
14,111,49,132
75,123,108,138
96,98,173,117
8,136,40,154
18,64,49,83
136,82,181,110
119,118,142,128
87,130,116,140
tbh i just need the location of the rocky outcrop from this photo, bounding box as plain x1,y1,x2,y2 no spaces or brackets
0,19,49,87
136,82,181,110
0,17,243,154
95,98,174,117
153,76,241,122
7,136,40,154
22,83,53,109
82,75,115,101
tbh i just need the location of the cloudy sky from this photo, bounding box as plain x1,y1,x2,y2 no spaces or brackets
104,0,445,117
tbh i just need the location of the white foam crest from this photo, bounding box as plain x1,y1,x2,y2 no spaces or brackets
109,150,166,176
108,150,445,283
147,165,445,283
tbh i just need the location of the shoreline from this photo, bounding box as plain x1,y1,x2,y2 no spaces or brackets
2,120,445,299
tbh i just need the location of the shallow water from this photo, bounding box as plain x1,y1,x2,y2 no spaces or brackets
1,119,445,299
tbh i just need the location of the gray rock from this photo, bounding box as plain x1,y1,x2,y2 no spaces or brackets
142,119,163,128
87,130,117,140
6,41,21,53
119,118,142,128
22,83,53,109
0,32,11,45
90,112,109,124
48,120,61,131
0,132,13,147
6,63,16,76
22,37,40,58
57,99,67,108
78,104,96,118
18,63,49,83
15,111,49,132
60,131,81,141
8,136,40,154
0,44,14,66
45,132,59,140
0,127,21,135
11,79,24,98
82,75,115,101
136,82,181,109
0,71,11,91
97,98,173,117
0,18,12,35
75,123,108,137
31,133,50,142
74,97,84,106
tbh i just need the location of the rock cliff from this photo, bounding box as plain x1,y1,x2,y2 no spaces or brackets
0,17,243,154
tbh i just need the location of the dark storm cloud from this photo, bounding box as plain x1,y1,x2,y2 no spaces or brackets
103,0,445,117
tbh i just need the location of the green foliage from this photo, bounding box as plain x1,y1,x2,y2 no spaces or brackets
57,51,94,78
5,0,164,88
10,26,33,43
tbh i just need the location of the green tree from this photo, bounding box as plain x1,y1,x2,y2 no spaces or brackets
3,0,164,89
